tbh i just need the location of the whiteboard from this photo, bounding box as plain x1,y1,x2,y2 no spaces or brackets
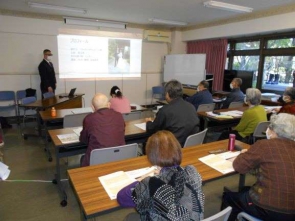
164,54,206,86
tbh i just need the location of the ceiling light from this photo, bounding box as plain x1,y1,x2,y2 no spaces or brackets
64,17,127,29
28,2,87,14
149,18,188,26
203,1,253,13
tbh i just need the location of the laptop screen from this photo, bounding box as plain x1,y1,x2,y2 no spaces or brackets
68,88,76,97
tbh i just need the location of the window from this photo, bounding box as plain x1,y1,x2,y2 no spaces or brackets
235,41,260,50
233,56,259,87
267,38,295,49
262,56,295,91
228,32,295,92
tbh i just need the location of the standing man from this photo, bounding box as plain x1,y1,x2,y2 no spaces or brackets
186,80,213,111
38,49,56,98
221,78,244,108
146,80,200,147
80,93,125,167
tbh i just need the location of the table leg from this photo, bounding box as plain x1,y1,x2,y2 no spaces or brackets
53,147,67,207
43,122,52,162
238,174,246,192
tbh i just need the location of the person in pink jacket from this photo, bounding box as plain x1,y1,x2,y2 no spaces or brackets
109,86,131,114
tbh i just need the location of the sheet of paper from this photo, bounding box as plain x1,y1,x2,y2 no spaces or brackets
99,171,136,200
72,127,83,136
216,151,240,160
0,161,10,180
57,133,79,144
199,154,235,174
125,166,156,179
71,107,93,114
220,111,243,117
134,122,146,131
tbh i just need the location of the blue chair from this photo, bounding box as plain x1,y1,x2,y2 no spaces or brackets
21,97,37,126
0,91,16,116
151,86,165,104
43,92,55,99
237,212,262,221
16,90,27,123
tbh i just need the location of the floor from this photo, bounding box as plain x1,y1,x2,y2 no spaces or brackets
0,121,255,221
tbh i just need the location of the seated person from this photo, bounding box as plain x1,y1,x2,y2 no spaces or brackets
117,130,205,221
221,78,244,109
218,88,267,141
80,93,125,167
109,86,131,114
272,87,295,115
146,79,199,146
221,113,295,221
186,80,213,110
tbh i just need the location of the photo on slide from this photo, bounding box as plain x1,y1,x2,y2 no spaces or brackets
108,39,130,73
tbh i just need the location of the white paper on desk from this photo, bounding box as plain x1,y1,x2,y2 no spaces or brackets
263,106,282,111
0,161,11,180
72,127,83,136
71,107,93,114
134,122,146,131
199,154,235,174
125,166,156,179
57,133,79,144
220,111,243,117
216,151,240,160
206,111,219,117
99,171,136,200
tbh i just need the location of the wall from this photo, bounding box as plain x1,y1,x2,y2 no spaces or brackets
0,15,167,116
182,11,295,41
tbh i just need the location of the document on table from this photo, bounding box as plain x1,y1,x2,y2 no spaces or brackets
199,153,239,174
72,127,83,136
99,171,136,200
0,161,11,180
57,133,79,144
125,166,156,179
71,107,93,114
134,122,146,131
220,110,243,117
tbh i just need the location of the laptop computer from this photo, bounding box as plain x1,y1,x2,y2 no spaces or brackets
59,88,76,98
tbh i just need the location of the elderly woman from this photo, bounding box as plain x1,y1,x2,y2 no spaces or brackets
221,113,295,221
273,87,295,115
117,130,205,221
109,85,131,114
218,88,267,141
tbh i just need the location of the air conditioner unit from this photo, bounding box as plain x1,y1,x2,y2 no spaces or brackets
143,30,171,43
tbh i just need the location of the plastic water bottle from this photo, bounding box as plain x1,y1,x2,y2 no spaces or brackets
228,134,236,151
51,107,56,117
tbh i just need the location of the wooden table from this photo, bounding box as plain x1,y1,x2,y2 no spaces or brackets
48,119,149,207
19,94,84,161
197,106,248,130
68,140,250,220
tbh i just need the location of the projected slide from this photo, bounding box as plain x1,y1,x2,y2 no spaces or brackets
58,35,142,78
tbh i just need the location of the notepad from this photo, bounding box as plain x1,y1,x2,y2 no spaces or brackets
57,133,79,144
72,127,83,136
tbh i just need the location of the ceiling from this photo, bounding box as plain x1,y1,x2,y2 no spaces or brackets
1,0,295,28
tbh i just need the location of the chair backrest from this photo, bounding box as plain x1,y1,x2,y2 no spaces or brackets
152,86,165,100
202,206,232,221
16,90,26,104
228,102,244,109
0,91,15,102
197,103,215,113
21,97,37,105
183,128,208,148
253,121,270,139
237,212,262,221
43,92,55,99
90,143,138,166
63,112,90,128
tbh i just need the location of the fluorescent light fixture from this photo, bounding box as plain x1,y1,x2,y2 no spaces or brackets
64,17,127,29
203,1,253,13
149,18,188,26
28,2,87,14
